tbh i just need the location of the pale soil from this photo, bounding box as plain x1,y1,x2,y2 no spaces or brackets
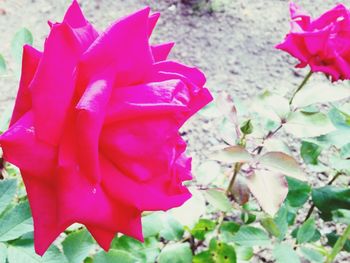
0,0,348,262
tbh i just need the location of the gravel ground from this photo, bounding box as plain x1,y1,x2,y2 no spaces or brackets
0,0,348,262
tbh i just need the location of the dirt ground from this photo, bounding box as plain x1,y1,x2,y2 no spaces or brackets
0,0,348,262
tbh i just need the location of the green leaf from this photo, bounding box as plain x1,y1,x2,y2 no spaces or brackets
246,170,288,216
274,205,288,241
219,222,240,242
94,249,140,263
62,229,94,263
158,243,192,263
301,141,322,165
209,239,237,263
111,236,158,263
193,251,215,263
285,176,311,207
0,54,6,73
142,212,163,238
190,219,216,240
0,201,33,242
0,179,17,215
332,209,350,224
209,145,252,164
233,226,270,246
235,245,253,261
159,214,184,241
240,120,253,135
292,82,350,108
8,239,67,263
297,218,316,244
204,189,232,212
312,186,350,221
326,231,350,252
0,243,6,263
11,28,33,64
284,111,335,138
299,247,324,262
272,243,300,263
260,217,280,237
259,152,305,180
194,161,222,185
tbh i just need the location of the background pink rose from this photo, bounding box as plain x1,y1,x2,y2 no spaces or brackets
0,0,212,255
276,2,350,81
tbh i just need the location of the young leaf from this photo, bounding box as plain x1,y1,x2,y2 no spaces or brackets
284,111,335,138
0,179,17,215
264,138,292,155
292,82,350,108
240,120,253,135
0,201,33,242
230,176,250,205
209,145,252,164
272,243,300,263
259,152,305,180
253,92,290,122
301,141,322,165
246,170,288,216
297,218,316,244
62,229,94,263
233,226,270,246
158,243,192,263
11,28,33,64
204,189,232,212
285,176,311,207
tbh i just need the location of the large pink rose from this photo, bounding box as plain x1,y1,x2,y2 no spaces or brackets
276,2,350,81
0,0,212,255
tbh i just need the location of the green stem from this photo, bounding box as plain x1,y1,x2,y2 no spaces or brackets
326,224,350,263
289,70,313,105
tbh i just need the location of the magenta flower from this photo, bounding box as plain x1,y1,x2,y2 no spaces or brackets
0,0,212,255
276,2,350,81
